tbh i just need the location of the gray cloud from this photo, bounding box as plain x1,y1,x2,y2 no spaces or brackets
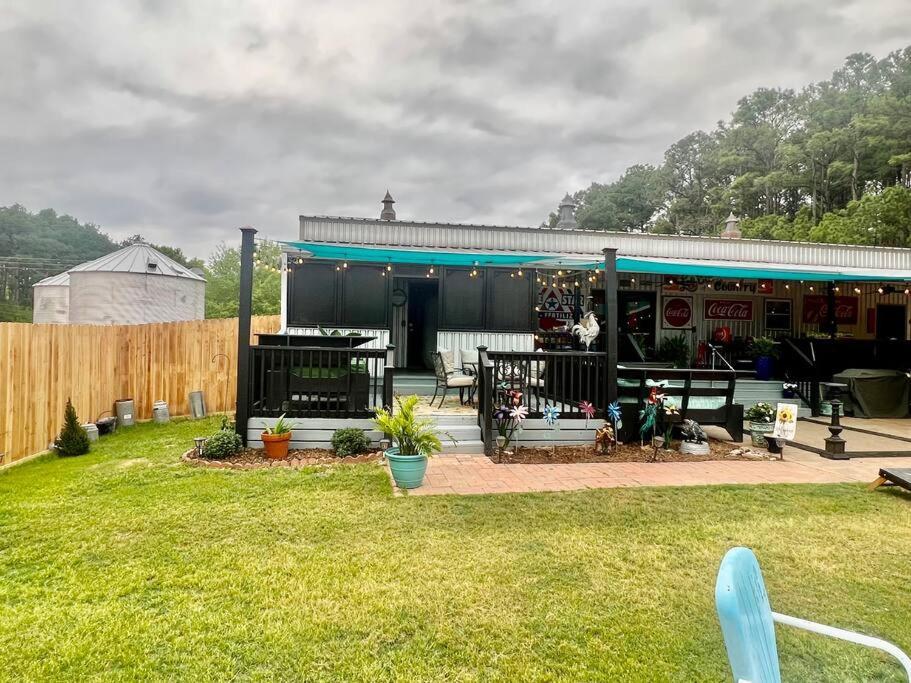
1,0,909,258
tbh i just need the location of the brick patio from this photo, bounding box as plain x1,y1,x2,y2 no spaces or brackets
398,448,911,497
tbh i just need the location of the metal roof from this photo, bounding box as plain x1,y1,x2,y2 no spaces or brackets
33,271,70,287
282,240,909,282
299,215,911,273
66,244,205,281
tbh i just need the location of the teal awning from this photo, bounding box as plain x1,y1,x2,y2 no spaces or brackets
281,241,910,283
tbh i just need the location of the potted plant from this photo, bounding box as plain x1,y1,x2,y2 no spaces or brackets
373,395,446,489
745,402,775,448
782,382,797,399
261,413,295,459
750,337,778,381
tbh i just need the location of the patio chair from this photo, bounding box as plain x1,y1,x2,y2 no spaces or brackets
715,546,911,683
460,349,480,404
431,351,474,408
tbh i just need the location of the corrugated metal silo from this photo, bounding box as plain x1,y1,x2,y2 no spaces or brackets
32,272,71,323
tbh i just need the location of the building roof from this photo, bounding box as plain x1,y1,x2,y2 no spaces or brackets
67,244,205,281
298,214,911,274
33,271,70,287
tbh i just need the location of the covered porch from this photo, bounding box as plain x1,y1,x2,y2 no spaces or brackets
234,225,911,454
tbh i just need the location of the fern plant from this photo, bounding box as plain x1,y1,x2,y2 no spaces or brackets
373,395,446,456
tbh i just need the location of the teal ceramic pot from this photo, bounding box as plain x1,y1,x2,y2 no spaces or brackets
385,447,428,489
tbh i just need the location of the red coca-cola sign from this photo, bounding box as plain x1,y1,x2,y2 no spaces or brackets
662,297,692,328
704,298,754,321
802,295,858,324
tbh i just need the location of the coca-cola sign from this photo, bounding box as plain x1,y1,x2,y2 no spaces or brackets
662,297,692,329
704,298,754,321
802,295,858,325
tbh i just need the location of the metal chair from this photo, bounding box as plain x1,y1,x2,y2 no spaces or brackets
715,546,911,682
431,351,474,408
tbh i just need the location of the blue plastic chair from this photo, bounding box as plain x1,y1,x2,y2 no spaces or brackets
715,547,911,682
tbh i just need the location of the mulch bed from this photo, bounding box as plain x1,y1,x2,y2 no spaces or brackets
493,440,774,464
182,448,383,470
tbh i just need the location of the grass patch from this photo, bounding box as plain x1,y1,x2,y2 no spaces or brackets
1,417,910,681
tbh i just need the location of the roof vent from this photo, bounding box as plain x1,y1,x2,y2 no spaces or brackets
146,260,158,271
380,190,396,221
720,211,741,239
556,193,577,229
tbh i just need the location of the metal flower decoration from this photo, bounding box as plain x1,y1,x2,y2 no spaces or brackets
578,401,595,418
493,405,510,421
509,405,529,422
543,404,561,426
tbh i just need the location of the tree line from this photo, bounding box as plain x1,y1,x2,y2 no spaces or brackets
0,204,278,321
548,47,911,247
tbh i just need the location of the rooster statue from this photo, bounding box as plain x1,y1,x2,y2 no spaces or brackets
571,311,600,351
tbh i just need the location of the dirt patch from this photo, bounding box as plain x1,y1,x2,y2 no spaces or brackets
182,448,383,470
493,440,773,464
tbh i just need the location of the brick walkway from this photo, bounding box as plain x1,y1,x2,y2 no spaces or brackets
400,451,911,496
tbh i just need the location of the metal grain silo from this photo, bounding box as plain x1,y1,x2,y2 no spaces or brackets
31,272,71,323
66,244,206,325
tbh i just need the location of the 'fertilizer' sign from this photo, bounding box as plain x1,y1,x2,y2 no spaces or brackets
704,298,754,321
802,295,859,325
662,297,692,329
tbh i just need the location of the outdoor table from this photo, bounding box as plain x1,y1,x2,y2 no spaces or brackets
462,361,479,405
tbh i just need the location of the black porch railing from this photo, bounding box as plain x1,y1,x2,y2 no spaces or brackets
248,344,394,419
477,346,743,453
780,338,821,416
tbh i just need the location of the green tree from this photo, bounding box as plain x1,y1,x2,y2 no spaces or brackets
204,242,281,318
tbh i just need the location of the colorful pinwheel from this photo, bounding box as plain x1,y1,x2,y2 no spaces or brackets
578,400,595,428
543,404,560,426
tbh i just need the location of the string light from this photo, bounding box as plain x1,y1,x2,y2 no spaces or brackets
342,261,348,269
809,285,814,292
517,269,523,277
784,284,789,290
386,263,392,272
877,286,884,294
854,287,861,294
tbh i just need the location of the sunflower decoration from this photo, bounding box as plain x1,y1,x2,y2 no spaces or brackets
777,406,795,424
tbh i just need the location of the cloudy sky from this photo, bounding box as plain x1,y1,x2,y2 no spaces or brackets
2,0,910,258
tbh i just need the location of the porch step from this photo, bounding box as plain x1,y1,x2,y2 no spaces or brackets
424,413,485,453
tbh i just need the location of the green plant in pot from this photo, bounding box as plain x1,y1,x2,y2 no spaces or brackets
373,395,446,489
745,402,775,448
657,334,691,369
750,337,778,381
261,413,295,459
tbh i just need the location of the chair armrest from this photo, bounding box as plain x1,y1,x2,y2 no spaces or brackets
772,612,911,678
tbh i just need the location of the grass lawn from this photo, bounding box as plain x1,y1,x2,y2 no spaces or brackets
1,417,910,681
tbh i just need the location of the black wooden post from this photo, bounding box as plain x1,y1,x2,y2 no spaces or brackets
383,344,396,411
235,226,257,443
602,248,618,406
824,399,848,459
826,280,837,340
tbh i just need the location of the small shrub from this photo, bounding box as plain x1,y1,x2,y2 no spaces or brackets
55,398,91,456
331,427,371,456
204,429,243,459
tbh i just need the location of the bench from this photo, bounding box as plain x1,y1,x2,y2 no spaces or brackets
617,367,743,442
869,468,911,493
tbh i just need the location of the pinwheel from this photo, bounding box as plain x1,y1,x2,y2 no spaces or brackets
578,400,595,428
543,404,560,426
606,400,622,440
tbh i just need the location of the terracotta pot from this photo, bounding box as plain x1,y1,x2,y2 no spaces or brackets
261,432,291,459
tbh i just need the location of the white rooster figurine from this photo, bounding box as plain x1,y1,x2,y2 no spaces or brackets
571,311,600,351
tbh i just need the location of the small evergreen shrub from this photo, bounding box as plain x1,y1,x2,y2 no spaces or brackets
204,430,243,459
331,427,371,456
55,398,91,456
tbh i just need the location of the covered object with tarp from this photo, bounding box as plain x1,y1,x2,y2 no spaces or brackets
832,369,910,418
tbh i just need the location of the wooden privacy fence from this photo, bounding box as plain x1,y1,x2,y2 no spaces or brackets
0,316,280,465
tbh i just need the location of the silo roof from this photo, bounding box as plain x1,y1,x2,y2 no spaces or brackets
33,271,71,287
67,244,205,281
